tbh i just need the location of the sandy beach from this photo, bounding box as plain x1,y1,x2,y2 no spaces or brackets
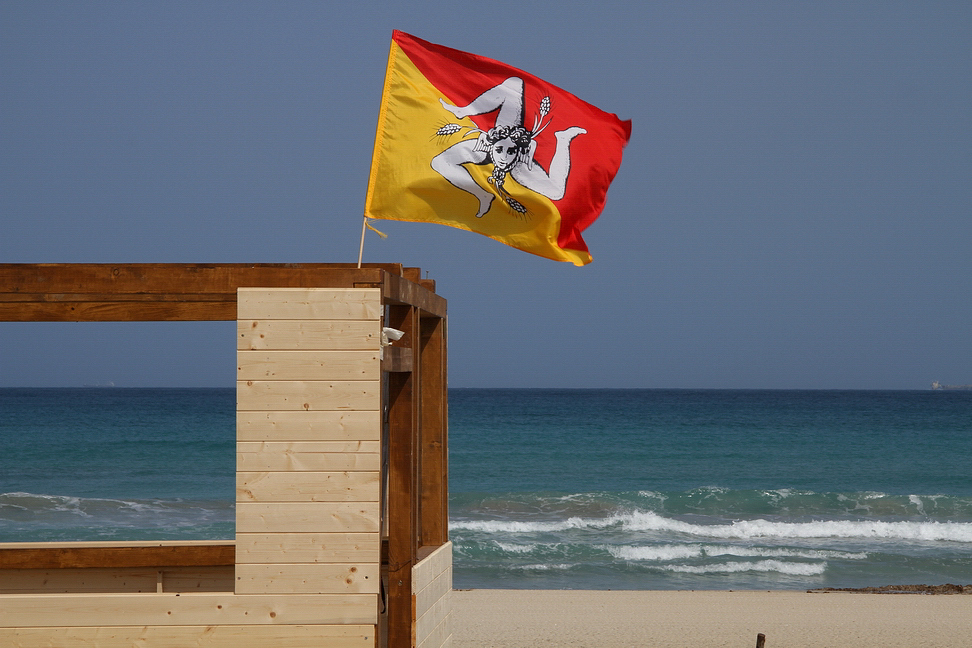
451,589,972,648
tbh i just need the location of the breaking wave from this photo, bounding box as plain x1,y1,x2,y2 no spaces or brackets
660,560,827,576
0,492,234,541
451,510,972,543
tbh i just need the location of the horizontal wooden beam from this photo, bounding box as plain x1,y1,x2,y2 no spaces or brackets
0,301,239,321
0,264,396,294
0,542,235,570
1,565,235,595
382,272,447,319
0,263,445,321
0,292,238,303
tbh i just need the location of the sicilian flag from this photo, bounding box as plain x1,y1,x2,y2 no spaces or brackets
364,31,631,266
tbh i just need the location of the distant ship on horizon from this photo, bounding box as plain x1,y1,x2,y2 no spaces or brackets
931,381,972,391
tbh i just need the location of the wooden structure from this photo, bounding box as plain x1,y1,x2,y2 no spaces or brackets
0,264,451,648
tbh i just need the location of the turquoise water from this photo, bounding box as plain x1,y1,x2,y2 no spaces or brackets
0,388,235,541
448,389,972,589
2,387,971,590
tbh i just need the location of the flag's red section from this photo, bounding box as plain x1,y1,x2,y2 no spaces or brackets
392,31,631,257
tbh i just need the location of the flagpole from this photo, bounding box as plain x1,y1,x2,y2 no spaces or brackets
356,214,368,268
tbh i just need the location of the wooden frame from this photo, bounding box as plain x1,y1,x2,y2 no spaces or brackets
0,264,450,648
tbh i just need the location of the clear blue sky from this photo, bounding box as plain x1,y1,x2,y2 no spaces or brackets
2,2,969,389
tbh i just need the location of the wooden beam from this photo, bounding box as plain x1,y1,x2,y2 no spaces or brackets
0,292,238,302
0,263,443,321
0,543,234,570
382,272,447,319
0,565,234,595
0,263,397,295
0,301,239,321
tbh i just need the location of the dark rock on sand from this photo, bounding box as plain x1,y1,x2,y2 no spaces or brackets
809,584,972,594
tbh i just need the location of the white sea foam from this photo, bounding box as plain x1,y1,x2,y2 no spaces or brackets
636,490,668,504
701,545,867,560
605,544,867,562
451,519,572,533
451,511,972,543
661,560,827,576
0,493,91,517
451,516,615,534
512,563,573,572
494,541,538,554
862,492,889,500
607,544,703,561
0,491,235,533
620,511,972,542
909,494,925,515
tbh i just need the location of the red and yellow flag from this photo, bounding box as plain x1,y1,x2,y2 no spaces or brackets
364,31,631,266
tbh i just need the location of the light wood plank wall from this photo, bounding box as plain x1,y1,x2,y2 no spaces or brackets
413,542,453,648
0,592,377,647
236,288,383,600
0,288,387,646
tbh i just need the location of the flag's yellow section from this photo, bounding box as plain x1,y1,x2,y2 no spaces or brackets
364,39,591,265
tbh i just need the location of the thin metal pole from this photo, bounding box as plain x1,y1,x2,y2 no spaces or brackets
357,215,368,268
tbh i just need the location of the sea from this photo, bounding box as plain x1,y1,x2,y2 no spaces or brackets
2,387,971,591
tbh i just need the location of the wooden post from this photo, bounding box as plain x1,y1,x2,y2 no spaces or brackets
419,315,448,547
756,632,766,648
386,304,420,648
